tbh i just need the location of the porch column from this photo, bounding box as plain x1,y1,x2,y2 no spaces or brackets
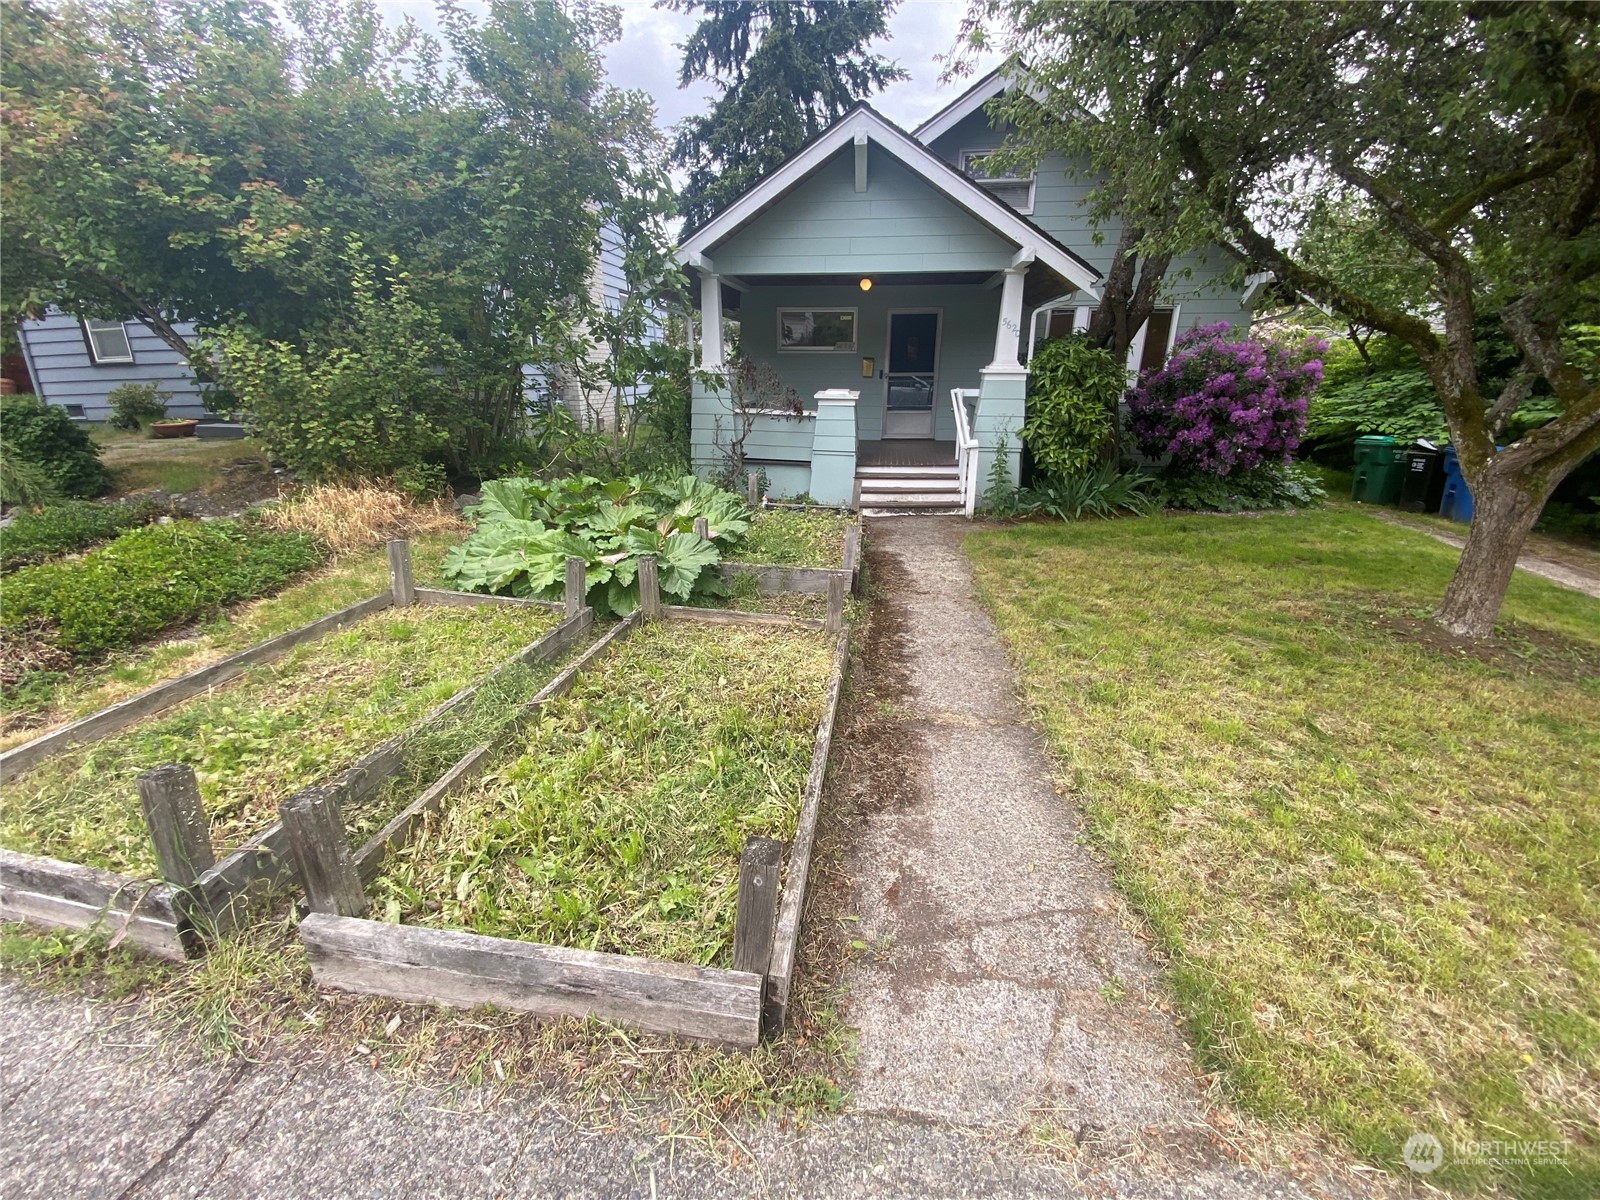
988,265,1028,370
810,390,858,506
699,270,725,372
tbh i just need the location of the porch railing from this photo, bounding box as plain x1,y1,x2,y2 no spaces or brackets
950,388,980,519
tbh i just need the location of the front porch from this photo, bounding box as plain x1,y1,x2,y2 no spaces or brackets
677,106,1106,513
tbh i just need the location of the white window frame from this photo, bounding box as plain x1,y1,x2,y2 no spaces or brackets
1127,304,1181,376
959,148,1036,215
776,307,858,353
1026,298,1090,361
81,318,134,365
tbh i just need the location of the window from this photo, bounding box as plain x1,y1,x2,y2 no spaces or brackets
777,308,857,352
82,319,134,364
63,403,87,419
1135,308,1178,374
960,150,1035,214
1027,303,1081,361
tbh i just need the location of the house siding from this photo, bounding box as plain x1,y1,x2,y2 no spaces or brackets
708,146,1018,277
17,311,207,421
926,110,1251,339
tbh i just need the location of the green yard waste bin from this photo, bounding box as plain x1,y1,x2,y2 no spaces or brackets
1351,435,1404,505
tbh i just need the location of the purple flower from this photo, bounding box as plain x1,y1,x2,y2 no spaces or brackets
1126,323,1321,476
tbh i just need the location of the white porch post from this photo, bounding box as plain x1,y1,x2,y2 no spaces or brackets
699,270,725,372
989,265,1028,370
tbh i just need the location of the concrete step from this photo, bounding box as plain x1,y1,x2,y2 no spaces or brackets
858,491,972,507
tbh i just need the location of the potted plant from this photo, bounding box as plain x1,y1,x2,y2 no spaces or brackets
148,418,199,439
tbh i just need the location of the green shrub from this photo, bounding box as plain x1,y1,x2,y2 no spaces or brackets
1306,363,1448,445
0,499,172,571
0,440,57,507
0,394,109,498
1021,334,1123,480
1016,464,1156,520
0,519,325,657
105,382,169,431
209,247,456,482
1151,462,1327,512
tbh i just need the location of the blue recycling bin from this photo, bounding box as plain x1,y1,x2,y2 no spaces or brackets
1439,447,1473,522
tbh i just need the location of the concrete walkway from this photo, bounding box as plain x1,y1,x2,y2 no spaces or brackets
0,519,1373,1199
1366,509,1600,600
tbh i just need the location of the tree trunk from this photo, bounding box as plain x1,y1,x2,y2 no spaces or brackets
1433,473,1545,637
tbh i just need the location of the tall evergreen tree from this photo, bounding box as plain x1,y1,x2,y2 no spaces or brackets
669,1,905,230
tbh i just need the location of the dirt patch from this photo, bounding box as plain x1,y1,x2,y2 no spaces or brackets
1369,608,1600,685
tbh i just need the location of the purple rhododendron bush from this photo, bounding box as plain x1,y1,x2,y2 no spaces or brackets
1127,323,1327,475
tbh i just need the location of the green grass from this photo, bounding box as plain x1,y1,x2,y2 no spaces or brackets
0,533,461,743
373,620,834,965
91,428,262,495
0,604,556,877
727,509,851,568
965,510,1599,1197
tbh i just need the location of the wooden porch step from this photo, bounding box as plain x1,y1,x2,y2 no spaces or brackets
855,477,963,492
861,507,965,517
855,464,960,478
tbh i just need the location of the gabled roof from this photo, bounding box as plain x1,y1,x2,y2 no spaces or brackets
912,66,1015,144
676,105,1101,296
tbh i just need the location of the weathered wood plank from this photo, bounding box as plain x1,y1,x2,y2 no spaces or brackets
352,743,493,883
299,914,764,1047
0,592,394,783
747,471,760,508
189,823,292,934
137,764,215,886
564,557,586,619
825,573,845,634
0,849,186,960
717,563,849,596
637,554,661,619
661,605,825,630
521,612,640,710
388,539,416,605
414,588,563,612
765,627,850,1032
732,837,783,976
844,522,862,596
281,784,367,917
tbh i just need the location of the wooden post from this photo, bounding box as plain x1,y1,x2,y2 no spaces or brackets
281,783,367,917
637,554,661,620
825,572,845,633
747,470,760,508
843,524,860,577
732,837,783,976
387,539,416,606
137,764,216,886
693,516,710,540
564,556,586,619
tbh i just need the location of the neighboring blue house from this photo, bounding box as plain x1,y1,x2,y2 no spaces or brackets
18,222,652,429
14,312,208,422
677,69,1259,513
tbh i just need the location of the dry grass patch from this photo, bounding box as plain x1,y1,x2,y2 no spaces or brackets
262,483,463,554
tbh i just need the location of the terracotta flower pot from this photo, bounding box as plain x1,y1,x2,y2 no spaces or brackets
149,419,199,439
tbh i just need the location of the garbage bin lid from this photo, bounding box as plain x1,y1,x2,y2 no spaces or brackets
1355,434,1398,445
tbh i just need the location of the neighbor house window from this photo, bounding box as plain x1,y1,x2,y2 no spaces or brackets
82,319,134,364
960,150,1035,214
777,308,857,352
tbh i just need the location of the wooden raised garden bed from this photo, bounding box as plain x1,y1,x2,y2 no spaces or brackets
0,543,598,958
292,561,850,1048
718,506,862,599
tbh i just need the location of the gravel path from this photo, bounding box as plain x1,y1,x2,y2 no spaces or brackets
1366,509,1600,600
0,518,1380,1199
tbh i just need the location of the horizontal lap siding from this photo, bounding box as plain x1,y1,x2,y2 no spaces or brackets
734,283,997,443
926,113,1251,333
708,147,1016,277
19,311,206,421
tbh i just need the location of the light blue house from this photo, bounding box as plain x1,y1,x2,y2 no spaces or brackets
678,69,1257,513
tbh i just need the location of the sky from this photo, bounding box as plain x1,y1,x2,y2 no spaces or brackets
371,0,1001,135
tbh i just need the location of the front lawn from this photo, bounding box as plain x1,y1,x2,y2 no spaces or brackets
965,511,1598,1198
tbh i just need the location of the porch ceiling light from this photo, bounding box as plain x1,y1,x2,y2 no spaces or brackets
859,277,872,292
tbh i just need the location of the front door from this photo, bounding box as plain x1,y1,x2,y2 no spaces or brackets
883,310,939,439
